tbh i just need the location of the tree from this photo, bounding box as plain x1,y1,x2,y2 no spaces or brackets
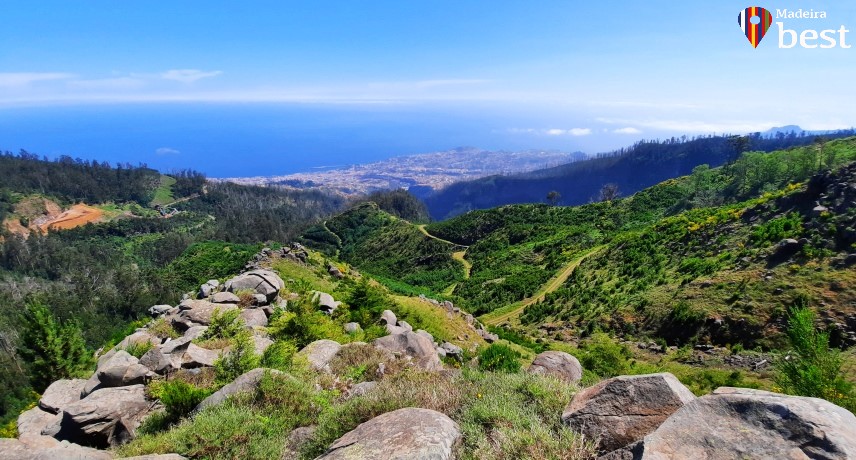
728,135,751,163
18,303,91,391
775,301,854,411
598,183,621,202
546,190,561,206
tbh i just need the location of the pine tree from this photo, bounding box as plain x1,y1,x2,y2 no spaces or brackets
18,303,91,391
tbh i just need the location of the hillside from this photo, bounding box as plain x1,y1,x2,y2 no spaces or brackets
424,129,856,220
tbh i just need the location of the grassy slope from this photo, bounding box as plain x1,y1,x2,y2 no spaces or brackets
150,175,177,207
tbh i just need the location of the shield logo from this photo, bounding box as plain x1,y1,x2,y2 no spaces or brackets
737,7,773,48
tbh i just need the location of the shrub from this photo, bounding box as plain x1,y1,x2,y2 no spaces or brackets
776,306,854,411
214,331,260,385
345,279,395,327
18,303,92,391
200,308,244,342
260,340,297,372
477,344,521,373
124,341,155,359
235,289,256,308
148,317,181,339
149,380,212,420
579,333,630,378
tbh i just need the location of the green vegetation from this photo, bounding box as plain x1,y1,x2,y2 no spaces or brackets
478,343,522,373
150,175,177,207
776,304,855,412
147,379,213,425
17,303,91,391
165,241,261,291
577,333,631,378
214,331,260,385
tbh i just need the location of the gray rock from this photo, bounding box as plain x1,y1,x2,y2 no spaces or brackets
138,346,182,375
181,344,220,368
199,283,214,298
0,436,112,460
344,322,362,334
282,426,316,460
159,336,192,355
253,293,268,306
226,269,284,302
440,342,463,358
316,408,460,460
39,379,87,414
17,406,60,441
97,351,151,387
562,373,695,452
182,325,209,341
380,310,397,326
312,291,341,314
297,340,342,372
149,304,174,317
177,300,238,326
527,351,583,384
211,291,240,304
80,374,102,399
252,335,275,355
240,308,268,328
348,381,377,398
195,368,285,412
54,384,153,448
373,331,442,371
397,320,413,332
415,329,434,343
623,387,856,459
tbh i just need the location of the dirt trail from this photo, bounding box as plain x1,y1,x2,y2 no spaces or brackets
418,224,472,284
481,245,605,327
38,204,104,232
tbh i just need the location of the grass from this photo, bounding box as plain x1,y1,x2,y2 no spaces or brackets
150,175,177,207
392,295,485,351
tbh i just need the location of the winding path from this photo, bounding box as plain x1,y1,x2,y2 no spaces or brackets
418,225,471,280
481,245,605,327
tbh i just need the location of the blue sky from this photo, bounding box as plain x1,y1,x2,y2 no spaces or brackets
1,1,854,174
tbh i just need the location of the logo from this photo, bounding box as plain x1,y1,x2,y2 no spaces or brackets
737,7,773,48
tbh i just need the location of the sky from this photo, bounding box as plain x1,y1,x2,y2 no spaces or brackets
1,1,854,176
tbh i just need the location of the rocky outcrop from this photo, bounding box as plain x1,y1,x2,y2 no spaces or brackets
316,408,461,460
195,368,285,412
39,379,87,414
562,373,695,452
53,385,155,448
96,351,152,387
610,387,856,459
312,291,341,314
226,269,284,303
0,436,113,460
17,406,60,440
374,331,442,371
297,340,342,372
176,300,238,326
527,351,583,384
211,291,240,304
240,308,268,328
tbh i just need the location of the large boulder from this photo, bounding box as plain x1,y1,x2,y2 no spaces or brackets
297,340,342,372
226,269,284,303
527,351,583,384
195,368,285,412
39,379,87,414
316,408,460,459
311,291,341,314
240,308,269,328
96,350,152,387
380,310,397,326
139,346,183,375
211,291,240,304
562,373,694,452
617,387,856,459
373,331,442,371
177,300,237,326
0,437,112,460
17,407,60,441
53,384,154,448
182,344,220,368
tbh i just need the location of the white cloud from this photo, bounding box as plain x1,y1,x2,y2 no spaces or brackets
613,127,642,134
155,147,180,156
69,77,146,90
160,69,222,83
511,128,592,136
569,128,591,136
546,128,566,136
0,72,74,87
596,118,779,134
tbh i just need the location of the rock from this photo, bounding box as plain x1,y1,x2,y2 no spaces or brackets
182,344,220,368
211,291,240,304
182,325,209,341
148,304,173,317
440,342,463,359
380,310,397,326
397,320,413,332
80,374,102,399
312,291,341,314
195,368,285,412
344,322,362,334
297,340,342,372
253,293,268,306
17,406,61,441
240,308,268,328
39,379,87,414
177,300,238,326
252,335,274,355
373,331,442,371
0,437,112,460
385,323,409,335
316,408,460,460
96,351,151,387
199,283,214,298
159,336,192,355
53,384,154,448
226,269,284,302
348,381,377,398
281,426,316,460
562,373,695,453
123,455,188,460
415,329,434,343
328,265,344,279
622,387,856,459
139,346,182,375
527,351,583,384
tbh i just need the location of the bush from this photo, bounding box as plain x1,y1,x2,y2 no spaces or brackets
200,308,244,342
149,380,212,420
123,341,155,359
776,306,854,411
260,340,297,372
214,331,260,385
18,303,92,391
478,344,521,373
579,333,631,378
